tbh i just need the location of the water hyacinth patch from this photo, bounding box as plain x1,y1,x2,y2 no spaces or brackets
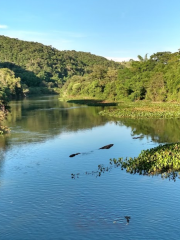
110,143,180,181
99,102,180,119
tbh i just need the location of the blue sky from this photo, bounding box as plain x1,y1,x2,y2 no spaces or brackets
1,0,180,61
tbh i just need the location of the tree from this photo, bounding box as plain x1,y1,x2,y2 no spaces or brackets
137,53,148,62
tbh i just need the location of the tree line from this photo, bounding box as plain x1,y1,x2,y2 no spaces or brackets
61,51,180,102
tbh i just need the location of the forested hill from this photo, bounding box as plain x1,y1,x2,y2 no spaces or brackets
1,35,180,106
0,35,120,95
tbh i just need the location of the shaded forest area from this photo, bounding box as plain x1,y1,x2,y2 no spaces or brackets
0,35,119,95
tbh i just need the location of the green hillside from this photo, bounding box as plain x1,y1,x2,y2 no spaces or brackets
0,35,121,133
0,35,120,95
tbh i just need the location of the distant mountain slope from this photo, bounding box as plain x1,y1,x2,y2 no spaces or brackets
0,35,120,92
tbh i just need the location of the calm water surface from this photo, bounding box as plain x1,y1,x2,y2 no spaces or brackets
1,95,180,240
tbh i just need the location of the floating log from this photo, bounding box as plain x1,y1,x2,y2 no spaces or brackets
69,153,81,158
99,144,114,149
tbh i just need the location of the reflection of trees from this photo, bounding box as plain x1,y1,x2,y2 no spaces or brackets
5,96,180,147
0,148,5,178
8,101,107,133
2,96,108,147
72,154,180,182
0,136,9,151
117,118,180,143
2,95,180,155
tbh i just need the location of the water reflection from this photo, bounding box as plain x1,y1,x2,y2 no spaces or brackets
2,96,180,150
3,95,108,147
118,118,180,143
1,96,180,239
72,161,180,181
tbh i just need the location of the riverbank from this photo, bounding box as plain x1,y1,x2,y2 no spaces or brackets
61,97,180,119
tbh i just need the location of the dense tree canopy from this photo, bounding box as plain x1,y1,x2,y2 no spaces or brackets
0,67,23,133
0,35,120,95
61,51,180,102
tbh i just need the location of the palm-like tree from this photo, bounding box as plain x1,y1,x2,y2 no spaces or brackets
137,53,148,62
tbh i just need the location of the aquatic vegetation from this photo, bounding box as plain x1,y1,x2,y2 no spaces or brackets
71,143,180,181
71,164,113,179
99,102,180,119
71,173,80,179
111,143,180,181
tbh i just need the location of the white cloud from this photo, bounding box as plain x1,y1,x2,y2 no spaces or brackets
0,25,8,29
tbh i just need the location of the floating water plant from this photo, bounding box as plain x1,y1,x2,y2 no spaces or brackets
110,143,180,181
99,102,180,119
71,142,180,181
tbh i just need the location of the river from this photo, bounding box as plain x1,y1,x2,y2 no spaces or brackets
0,95,180,240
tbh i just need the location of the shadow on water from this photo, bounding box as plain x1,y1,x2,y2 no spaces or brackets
67,99,117,106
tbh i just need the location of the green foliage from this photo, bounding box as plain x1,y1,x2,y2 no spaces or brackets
0,35,119,94
0,68,22,99
61,49,180,103
60,66,120,99
1,35,180,103
0,68,23,133
99,101,180,119
111,143,180,181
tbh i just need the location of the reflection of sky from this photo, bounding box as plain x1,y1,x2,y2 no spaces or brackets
0,119,180,240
